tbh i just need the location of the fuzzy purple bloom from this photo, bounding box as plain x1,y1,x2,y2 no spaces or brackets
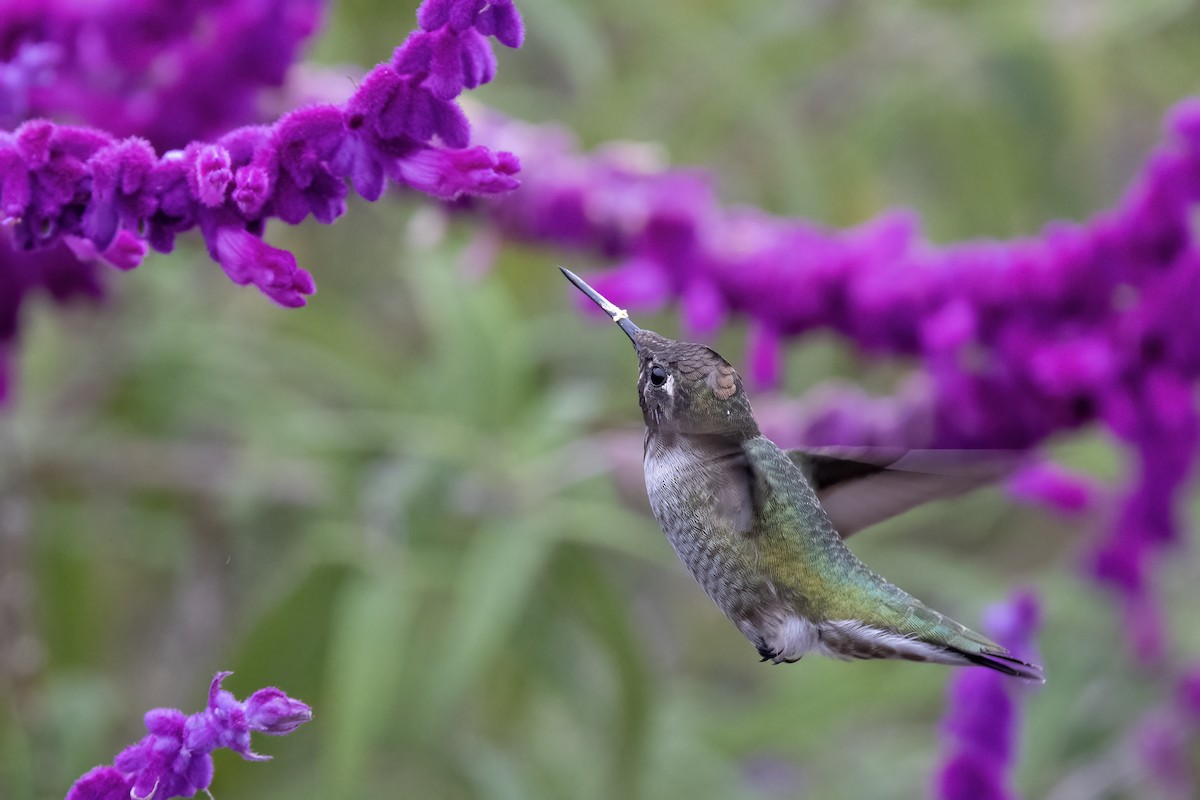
64,672,312,800
0,0,523,298
243,687,314,735
0,0,524,403
935,591,1041,800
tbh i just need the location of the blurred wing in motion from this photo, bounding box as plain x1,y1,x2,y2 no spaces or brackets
786,448,1023,537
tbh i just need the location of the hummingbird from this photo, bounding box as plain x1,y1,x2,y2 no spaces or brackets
561,267,1043,681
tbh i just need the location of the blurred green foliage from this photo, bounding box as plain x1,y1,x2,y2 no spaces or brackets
5,1,1200,798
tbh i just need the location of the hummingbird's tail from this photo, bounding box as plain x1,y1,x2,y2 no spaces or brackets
838,595,1046,682
946,646,1044,683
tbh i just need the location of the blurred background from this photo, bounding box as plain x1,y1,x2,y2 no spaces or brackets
4,0,1200,797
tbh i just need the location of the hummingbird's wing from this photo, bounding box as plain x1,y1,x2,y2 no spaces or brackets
785,448,1022,537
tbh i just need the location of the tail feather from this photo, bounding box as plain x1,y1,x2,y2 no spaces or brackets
950,647,1045,683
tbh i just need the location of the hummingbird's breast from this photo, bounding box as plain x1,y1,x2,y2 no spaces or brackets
642,431,775,623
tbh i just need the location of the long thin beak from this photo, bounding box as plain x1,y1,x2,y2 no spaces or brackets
559,266,641,344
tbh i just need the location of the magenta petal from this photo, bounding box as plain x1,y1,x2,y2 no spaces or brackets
191,145,233,207
477,1,525,48
1168,97,1200,145
425,29,466,100
64,766,133,800
101,230,148,271
432,96,471,148
937,754,1010,800
417,0,454,31
1007,462,1101,515
681,278,726,335
395,145,519,199
143,708,186,737
330,135,386,202
921,300,975,355
393,31,433,74
114,737,152,773
245,687,314,735
213,227,315,307
746,323,781,390
185,751,215,792
233,165,271,216
458,30,497,90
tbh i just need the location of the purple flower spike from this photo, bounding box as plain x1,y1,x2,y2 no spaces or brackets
0,0,523,265
1,0,525,403
934,590,1041,800
65,672,312,800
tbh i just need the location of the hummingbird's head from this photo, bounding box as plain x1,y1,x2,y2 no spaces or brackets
560,267,760,438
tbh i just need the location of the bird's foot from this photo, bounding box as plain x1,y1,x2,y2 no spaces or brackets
756,644,801,665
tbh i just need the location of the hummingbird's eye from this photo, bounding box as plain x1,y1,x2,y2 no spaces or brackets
649,365,668,387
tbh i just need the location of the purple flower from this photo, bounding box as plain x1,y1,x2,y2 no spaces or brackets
0,0,523,299
395,145,520,199
244,687,314,735
0,0,525,403
211,225,316,308
934,591,1041,800
64,672,312,800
